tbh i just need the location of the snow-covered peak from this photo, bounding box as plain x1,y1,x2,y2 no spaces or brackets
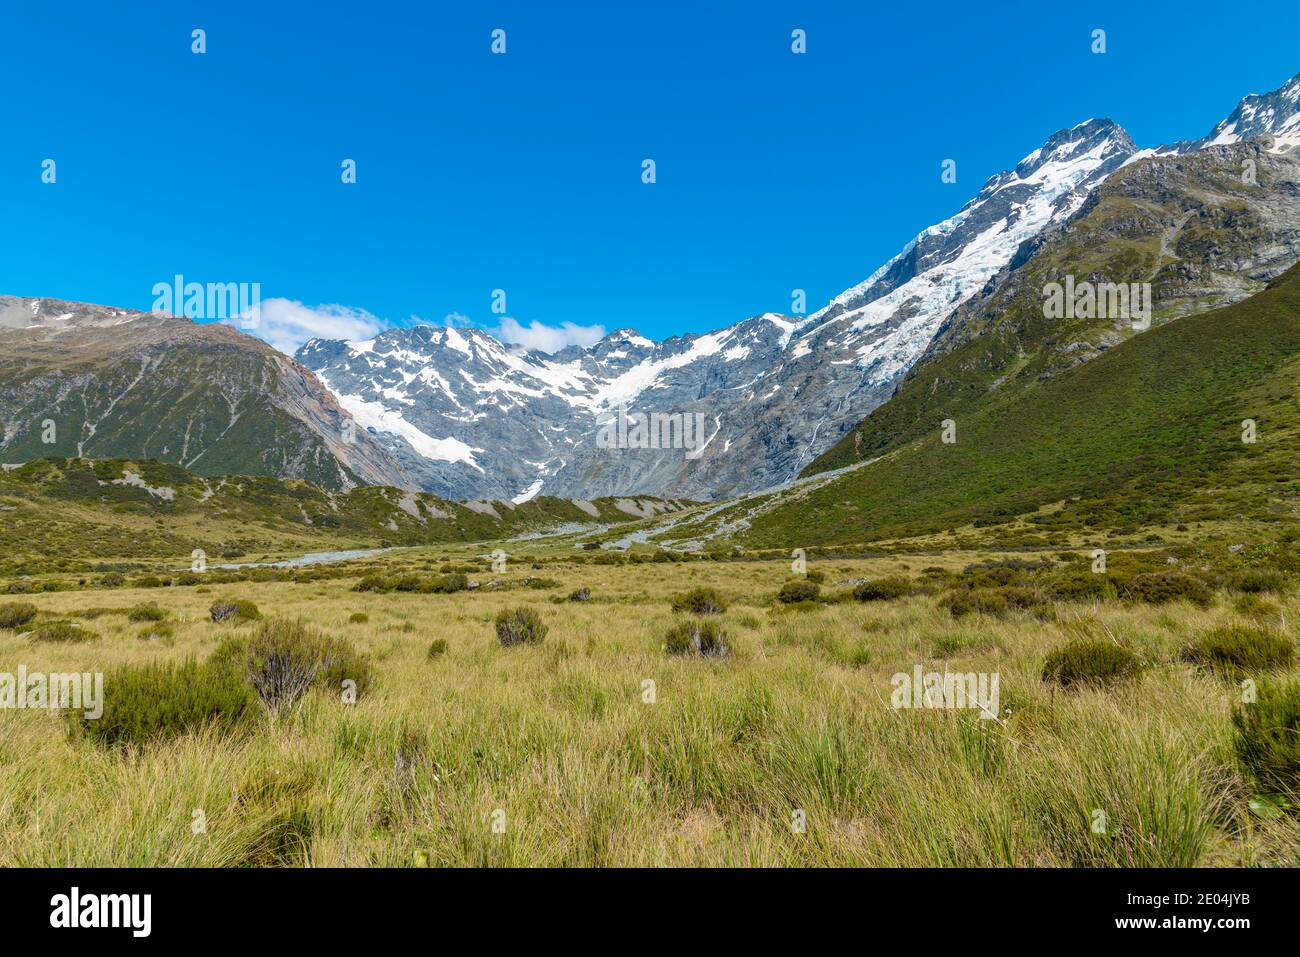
797,117,1138,387
1202,71,1300,154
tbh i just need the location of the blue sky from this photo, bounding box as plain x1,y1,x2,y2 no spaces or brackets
2,0,1297,352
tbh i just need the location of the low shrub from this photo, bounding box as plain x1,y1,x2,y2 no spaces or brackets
348,612,369,624
777,580,821,604
70,658,255,749
1229,568,1289,594
851,576,912,602
0,601,37,629
568,587,592,602
212,618,373,713
427,638,448,659
1120,572,1214,608
1041,639,1142,688
210,599,262,624
940,589,1009,618
1044,572,1113,602
31,621,97,643
428,573,469,593
670,587,727,615
664,619,730,657
1182,626,1294,678
1232,677,1300,795
127,602,168,623
354,573,387,593
137,622,175,641
495,607,547,646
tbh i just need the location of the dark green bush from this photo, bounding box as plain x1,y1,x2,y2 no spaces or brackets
1182,626,1294,678
777,580,821,604
31,621,97,643
664,619,730,657
670,586,727,615
210,599,262,624
1042,639,1142,688
568,587,592,602
495,607,547,646
429,573,469,593
1120,572,1214,608
70,658,255,749
354,573,387,593
127,602,168,623
427,638,448,659
212,618,373,713
940,589,1009,618
852,576,912,602
348,612,369,624
1232,677,1300,795
1044,571,1113,602
1229,569,1289,594
0,601,37,629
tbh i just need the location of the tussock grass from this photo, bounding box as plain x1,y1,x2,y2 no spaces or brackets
2,553,1297,866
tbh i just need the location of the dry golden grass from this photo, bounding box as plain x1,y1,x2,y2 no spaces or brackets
1,553,1297,866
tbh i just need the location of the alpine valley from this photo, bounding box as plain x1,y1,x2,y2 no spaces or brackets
3,72,1299,512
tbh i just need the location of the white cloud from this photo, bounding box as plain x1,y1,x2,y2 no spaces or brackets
226,298,388,356
495,316,606,354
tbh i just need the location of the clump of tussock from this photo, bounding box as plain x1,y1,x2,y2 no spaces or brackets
211,618,374,714
0,601,37,629
1232,677,1300,796
1182,626,1294,679
568,587,592,602
670,586,726,615
1041,639,1142,689
137,622,175,642
1120,572,1214,608
852,576,912,602
777,580,820,604
127,602,168,623
940,588,1009,618
664,619,730,658
427,638,448,659
31,620,98,643
355,572,469,594
210,599,262,624
69,658,256,749
1228,568,1289,594
494,607,547,646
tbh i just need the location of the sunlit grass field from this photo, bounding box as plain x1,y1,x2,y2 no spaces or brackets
1,551,1297,867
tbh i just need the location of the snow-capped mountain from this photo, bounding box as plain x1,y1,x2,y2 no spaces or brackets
297,72,1299,502
1200,72,1300,154
298,121,1138,500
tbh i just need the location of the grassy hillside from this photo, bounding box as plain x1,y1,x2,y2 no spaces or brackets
730,263,1300,548
0,456,689,574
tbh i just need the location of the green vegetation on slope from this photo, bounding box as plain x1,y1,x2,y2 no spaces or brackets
737,263,1300,548
0,456,689,571
807,144,1294,477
